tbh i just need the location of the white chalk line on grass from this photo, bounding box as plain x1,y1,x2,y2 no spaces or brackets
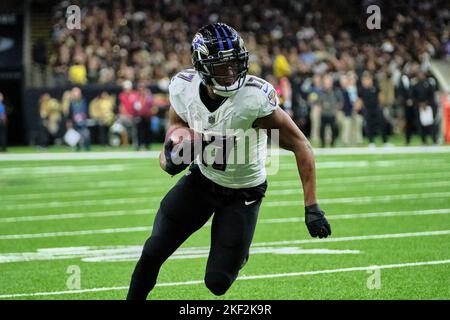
3,190,450,211
0,226,151,240
251,230,450,247
0,209,152,223
1,258,449,298
260,208,450,224
3,177,450,203
280,159,450,170
270,180,450,196
0,187,163,202
1,196,158,210
3,159,447,174
1,145,450,162
1,207,449,224
0,205,449,241
0,170,450,200
0,245,361,264
3,168,450,196
3,178,449,204
0,164,129,176
2,229,447,263
265,191,450,207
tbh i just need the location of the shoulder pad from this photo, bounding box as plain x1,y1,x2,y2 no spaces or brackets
169,69,198,96
246,76,278,107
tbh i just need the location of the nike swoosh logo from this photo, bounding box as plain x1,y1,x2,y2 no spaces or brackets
262,83,269,93
245,199,258,206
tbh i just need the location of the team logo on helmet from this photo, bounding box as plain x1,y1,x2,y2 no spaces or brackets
192,33,209,56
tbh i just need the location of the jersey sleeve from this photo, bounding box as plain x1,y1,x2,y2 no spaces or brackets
257,83,279,118
168,75,189,123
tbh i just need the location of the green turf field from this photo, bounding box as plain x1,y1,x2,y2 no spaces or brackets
0,148,449,300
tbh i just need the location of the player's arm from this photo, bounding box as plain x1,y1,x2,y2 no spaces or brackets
254,107,331,238
159,106,189,174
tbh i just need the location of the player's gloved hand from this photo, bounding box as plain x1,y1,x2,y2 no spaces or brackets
305,204,331,238
163,139,189,176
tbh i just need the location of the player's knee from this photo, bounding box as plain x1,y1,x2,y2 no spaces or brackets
204,272,232,296
142,236,170,264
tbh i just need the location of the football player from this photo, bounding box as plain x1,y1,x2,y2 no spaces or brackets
127,23,331,300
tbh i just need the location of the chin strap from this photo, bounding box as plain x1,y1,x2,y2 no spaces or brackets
212,88,239,97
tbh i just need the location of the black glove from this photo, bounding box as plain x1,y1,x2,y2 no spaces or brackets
305,204,331,238
163,139,189,176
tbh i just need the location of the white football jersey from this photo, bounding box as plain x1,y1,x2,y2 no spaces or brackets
168,69,279,189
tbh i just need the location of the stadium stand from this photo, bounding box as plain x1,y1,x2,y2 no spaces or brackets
22,0,450,147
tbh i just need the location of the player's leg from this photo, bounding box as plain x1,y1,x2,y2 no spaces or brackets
127,170,215,300
204,188,265,296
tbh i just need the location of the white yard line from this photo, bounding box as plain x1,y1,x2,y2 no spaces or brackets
0,188,161,202
1,258,449,298
0,209,152,223
0,151,161,161
269,180,450,195
1,146,450,162
3,190,449,211
0,197,158,211
0,226,151,240
1,207,449,224
0,164,129,175
4,170,450,196
0,246,361,264
3,178,450,202
265,191,450,207
259,208,450,224
0,210,449,242
251,230,450,247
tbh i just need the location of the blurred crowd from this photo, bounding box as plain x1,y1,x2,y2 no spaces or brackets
30,0,450,148
38,82,170,150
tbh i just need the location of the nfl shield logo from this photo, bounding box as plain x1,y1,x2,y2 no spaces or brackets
208,115,215,124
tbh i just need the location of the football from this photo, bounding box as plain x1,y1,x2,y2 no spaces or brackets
166,126,197,147
165,126,203,163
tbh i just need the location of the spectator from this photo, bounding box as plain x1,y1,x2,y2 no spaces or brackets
39,93,63,147
273,46,291,80
89,91,116,146
397,70,416,145
118,80,139,147
308,74,323,145
0,93,7,152
134,82,153,150
68,57,88,85
67,87,90,151
43,0,448,147
413,71,438,144
413,71,438,116
378,69,396,135
417,101,437,145
340,74,354,146
316,74,342,148
358,72,390,147
348,72,364,145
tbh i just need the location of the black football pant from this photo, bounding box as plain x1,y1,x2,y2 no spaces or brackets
127,165,267,300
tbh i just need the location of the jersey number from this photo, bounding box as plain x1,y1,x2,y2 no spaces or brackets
201,135,236,171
